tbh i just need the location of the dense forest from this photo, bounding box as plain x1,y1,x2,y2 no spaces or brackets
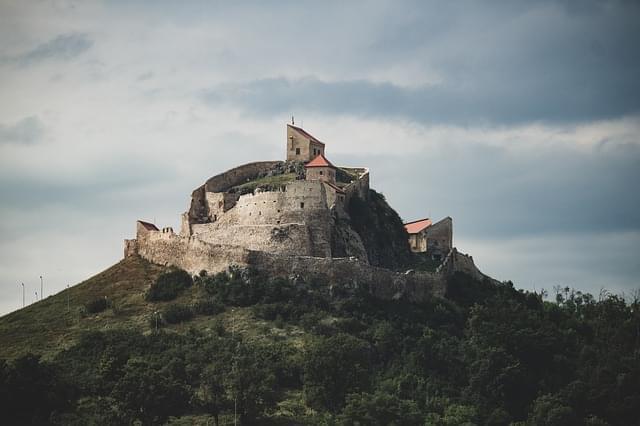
1,266,639,425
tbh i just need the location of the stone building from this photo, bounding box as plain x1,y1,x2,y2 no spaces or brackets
286,124,325,162
404,217,453,260
305,154,337,184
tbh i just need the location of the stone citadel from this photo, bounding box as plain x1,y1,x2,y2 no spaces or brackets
125,123,492,300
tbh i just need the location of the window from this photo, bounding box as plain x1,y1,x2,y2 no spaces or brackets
319,170,323,175
300,202,305,208
296,148,300,155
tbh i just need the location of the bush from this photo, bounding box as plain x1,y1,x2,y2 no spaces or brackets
162,304,193,324
85,297,108,314
146,269,193,302
162,304,194,324
193,298,225,316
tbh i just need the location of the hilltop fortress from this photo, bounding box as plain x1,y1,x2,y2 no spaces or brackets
124,123,491,301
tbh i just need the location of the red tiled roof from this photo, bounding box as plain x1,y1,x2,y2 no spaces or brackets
404,218,432,234
288,124,325,146
138,220,159,231
305,154,336,169
324,181,345,194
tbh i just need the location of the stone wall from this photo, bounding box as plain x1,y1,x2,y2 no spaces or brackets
133,231,251,274
343,168,370,202
189,181,334,257
127,230,447,302
127,226,492,303
425,217,453,258
188,161,282,223
249,251,447,300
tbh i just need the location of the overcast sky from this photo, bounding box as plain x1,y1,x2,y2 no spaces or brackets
1,0,639,315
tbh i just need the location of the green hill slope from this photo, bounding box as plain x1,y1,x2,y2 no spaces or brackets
1,257,639,426
0,256,168,359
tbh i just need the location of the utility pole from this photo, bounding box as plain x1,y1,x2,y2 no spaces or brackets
232,308,237,426
40,275,43,300
21,283,24,308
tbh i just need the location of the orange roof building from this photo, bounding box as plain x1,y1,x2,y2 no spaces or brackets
404,217,453,260
404,218,432,234
305,154,337,184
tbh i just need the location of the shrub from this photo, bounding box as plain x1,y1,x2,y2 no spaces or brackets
85,297,108,314
162,304,194,324
146,269,193,302
193,298,225,316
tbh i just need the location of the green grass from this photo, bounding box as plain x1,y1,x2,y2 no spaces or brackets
0,255,310,361
231,173,297,194
0,256,168,360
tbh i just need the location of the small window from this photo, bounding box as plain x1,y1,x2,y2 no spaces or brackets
296,148,300,155
319,170,323,175
300,202,305,208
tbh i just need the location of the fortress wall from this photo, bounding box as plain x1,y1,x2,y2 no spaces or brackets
228,181,328,226
203,161,282,193
205,192,240,222
189,161,282,223
189,181,334,257
191,223,316,256
343,168,370,202
128,233,460,302
134,232,251,274
249,252,447,301
436,248,497,284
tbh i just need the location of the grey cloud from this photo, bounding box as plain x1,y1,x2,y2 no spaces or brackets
359,139,640,240
19,33,93,65
137,71,154,81
203,75,640,125
0,116,44,144
200,0,640,126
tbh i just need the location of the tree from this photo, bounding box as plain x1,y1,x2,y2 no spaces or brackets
338,391,422,425
111,359,189,425
303,333,371,412
225,342,277,424
199,365,228,426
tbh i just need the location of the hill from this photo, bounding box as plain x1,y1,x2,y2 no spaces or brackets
1,256,639,425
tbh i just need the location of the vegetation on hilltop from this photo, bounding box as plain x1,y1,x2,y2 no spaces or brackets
228,161,304,195
347,189,414,270
1,259,638,425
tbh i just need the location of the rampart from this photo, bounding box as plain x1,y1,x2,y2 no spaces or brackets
189,161,282,224
128,229,448,301
134,230,251,274
189,180,335,257
342,167,370,202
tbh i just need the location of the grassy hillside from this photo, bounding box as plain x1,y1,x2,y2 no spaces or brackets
0,256,168,360
1,256,639,425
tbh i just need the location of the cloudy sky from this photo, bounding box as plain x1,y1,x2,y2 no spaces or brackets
1,0,639,315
